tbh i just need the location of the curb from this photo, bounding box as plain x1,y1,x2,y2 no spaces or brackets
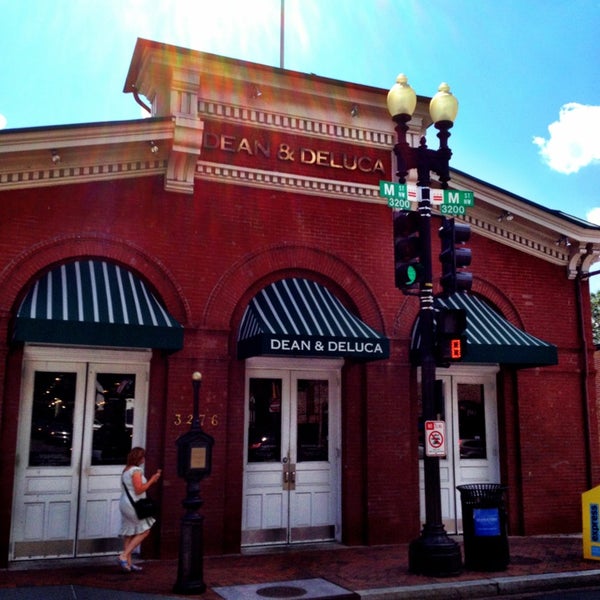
356,569,600,599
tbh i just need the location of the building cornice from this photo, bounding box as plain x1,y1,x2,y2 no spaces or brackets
195,161,383,203
0,118,173,152
0,118,173,189
197,100,397,150
0,157,168,190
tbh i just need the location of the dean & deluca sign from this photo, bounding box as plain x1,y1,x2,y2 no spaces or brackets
200,121,388,182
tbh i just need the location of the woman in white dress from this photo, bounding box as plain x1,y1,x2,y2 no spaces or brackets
118,446,161,572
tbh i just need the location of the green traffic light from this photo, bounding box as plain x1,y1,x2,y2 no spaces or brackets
396,263,422,288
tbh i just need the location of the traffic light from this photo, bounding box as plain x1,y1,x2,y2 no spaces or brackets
439,217,472,295
393,209,423,292
435,308,467,364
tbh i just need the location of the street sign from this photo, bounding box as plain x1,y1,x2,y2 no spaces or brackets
434,189,475,216
425,420,446,457
380,181,474,215
379,181,411,209
431,189,475,207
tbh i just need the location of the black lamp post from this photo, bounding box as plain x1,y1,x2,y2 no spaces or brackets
387,74,462,576
174,372,215,595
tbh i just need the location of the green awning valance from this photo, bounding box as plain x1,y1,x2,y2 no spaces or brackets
238,278,389,362
411,293,558,367
14,260,183,351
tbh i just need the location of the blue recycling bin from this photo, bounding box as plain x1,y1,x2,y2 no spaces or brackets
457,484,509,571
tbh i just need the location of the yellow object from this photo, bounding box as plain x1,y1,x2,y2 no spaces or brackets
582,486,600,560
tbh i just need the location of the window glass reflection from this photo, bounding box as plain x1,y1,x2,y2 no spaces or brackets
458,383,486,459
29,372,77,467
91,373,135,465
297,379,328,462
248,378,282,463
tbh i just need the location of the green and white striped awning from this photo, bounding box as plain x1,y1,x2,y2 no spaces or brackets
238,278,389,361
411,293,558,367
14,260,183,351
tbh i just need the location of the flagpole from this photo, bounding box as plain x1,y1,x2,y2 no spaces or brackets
280,0,285,69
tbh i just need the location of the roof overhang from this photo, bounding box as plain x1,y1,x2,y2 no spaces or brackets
0,117,173,190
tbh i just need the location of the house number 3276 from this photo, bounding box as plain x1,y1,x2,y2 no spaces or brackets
173,413,219,427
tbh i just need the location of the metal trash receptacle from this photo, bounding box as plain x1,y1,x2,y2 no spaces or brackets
457,483,509,571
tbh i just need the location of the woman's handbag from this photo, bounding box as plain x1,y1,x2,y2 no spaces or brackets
122,480,157,519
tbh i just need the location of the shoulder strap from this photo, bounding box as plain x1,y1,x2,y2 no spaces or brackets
122,472,137,507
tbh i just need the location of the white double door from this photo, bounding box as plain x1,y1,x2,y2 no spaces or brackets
10,346,150,561
420,367,500,534
242,359,341,546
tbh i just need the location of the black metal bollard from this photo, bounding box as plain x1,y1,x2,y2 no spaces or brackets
173,372,215,595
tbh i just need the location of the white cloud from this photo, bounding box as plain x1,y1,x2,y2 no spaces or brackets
587,208,600,225
0,113,6,129
587,209,600,294
533,103,600,174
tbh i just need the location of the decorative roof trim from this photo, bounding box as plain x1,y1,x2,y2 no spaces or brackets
195,161,382,203
0,118,174,191
0,159,168,190
198,100,395,148
460,211,579,270
0,118,173,152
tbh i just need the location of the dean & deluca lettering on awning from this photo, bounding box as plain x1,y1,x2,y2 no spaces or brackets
238,279,389,362
200,121,389,183
268,336,386,358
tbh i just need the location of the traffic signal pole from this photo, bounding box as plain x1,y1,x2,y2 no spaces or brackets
387,76,462,576
409,185,462,576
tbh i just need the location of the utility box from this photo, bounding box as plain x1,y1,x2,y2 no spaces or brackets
582,486,600,560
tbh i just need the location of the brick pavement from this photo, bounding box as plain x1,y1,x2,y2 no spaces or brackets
1,536,599,599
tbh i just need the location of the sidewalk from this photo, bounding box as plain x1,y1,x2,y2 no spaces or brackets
2,536,600,599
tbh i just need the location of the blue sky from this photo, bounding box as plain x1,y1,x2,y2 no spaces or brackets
1,1,599,226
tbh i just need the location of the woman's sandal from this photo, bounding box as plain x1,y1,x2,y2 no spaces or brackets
130,564,143,572
117,556,131,572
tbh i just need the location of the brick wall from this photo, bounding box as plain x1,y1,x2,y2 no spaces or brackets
0,170,593,558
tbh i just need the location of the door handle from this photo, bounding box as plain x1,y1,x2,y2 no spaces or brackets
282,463,296,491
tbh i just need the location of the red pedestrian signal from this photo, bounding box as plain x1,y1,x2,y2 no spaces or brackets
435,308,467,365
450,338,462,360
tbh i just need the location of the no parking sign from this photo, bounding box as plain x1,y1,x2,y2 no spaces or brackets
425,420,446,457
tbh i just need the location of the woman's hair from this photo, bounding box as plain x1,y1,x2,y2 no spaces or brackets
126,446,146,467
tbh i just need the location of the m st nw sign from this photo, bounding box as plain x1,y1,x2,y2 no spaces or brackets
379,180,474,215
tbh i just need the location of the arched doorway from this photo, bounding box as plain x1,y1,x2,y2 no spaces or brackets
11,346,150,559
242,358,342,546
236,277,389,547
9,259,183,560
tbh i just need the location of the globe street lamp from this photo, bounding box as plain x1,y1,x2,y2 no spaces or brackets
387,74,462,576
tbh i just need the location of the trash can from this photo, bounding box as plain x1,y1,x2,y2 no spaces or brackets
457,483,509,571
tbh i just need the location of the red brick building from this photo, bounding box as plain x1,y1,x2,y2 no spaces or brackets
1,39,599,565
